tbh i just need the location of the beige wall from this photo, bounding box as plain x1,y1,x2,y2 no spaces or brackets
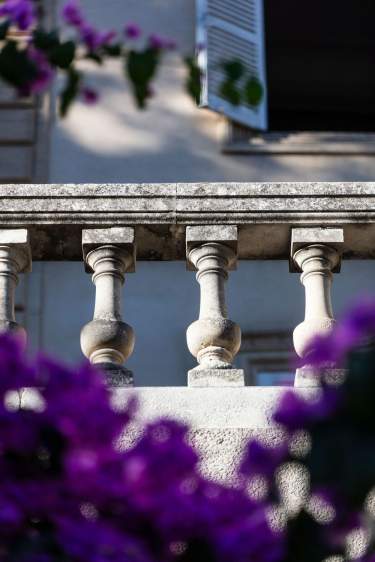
24,0,375,383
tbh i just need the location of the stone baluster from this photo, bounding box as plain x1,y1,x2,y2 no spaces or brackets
0,229,31,346
291,227,344,387
186,226,244,387
80,228,135,386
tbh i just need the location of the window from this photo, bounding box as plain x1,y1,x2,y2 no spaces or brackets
236,332,295,386
198,0,375,151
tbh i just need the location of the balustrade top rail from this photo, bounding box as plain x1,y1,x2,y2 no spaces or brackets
1,182,375,260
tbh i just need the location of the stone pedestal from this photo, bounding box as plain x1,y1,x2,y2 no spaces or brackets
188,368,245,387
295,366,346,387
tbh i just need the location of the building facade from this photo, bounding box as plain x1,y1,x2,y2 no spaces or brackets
1,0,375,389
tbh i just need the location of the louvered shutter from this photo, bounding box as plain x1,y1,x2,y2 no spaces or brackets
196,0,268,131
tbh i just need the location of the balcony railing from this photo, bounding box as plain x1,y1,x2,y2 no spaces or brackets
1,182,375,389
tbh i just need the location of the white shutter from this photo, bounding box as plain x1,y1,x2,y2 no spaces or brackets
196,0,268,131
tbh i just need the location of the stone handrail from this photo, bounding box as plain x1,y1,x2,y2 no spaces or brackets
1,182,374,387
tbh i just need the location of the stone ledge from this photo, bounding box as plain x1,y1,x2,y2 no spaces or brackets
2,182,375,260
111,386,316,429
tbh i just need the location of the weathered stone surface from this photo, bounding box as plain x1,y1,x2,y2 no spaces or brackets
112,386,317,429
290,226,344,272
81,231,135,376
2,183,375,260
82,227,136,273
186,225,238,250
0,229,31,343
98,363,134,387
291,231,342,363
0,228,31,273
188,368,245,387
186,229,241,376
295,367,346,387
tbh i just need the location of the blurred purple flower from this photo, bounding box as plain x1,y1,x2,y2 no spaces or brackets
124,22,142,39
240,440,288,481
0,0,36,30
19,47,55,96
79,23,116,51
148,33,176,51
300,296,375,368
61,0,84,27
0,333,284,562
81,87,99,104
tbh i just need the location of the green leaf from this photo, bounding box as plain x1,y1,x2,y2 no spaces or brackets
33,28,60,51
0,40,38,89
219,80,241,106
285,510,343,562
221,59,244,82
59,67,81,117
48,40,75,69
0,20,10,41
102,43,122,57
244,76,263,106
125,47,160,108
33,29,75,70
184,56,201,105
85,51,103,65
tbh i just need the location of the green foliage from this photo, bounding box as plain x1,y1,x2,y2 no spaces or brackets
219,80,241,106
184,55,201,105
102,43,122,57
285,510,342,562
125,47,160,108
33,29,75,69
221,60,245,82
0,19,10,40
59,67,81,117
0,40,37,89
220,58,263,108
244,76,263,106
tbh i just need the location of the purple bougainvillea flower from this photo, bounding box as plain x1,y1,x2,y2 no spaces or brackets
124,22,142,39
273,390,317,431
61,0,84,27
19,47,55,96
240,440,288,481
148,33,176,51
81,87,99,104
0,0,36,30
0,332,286,562
79,23,116,51
300,296,375,369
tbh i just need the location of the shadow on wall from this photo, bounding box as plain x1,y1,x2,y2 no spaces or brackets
49,60,375,184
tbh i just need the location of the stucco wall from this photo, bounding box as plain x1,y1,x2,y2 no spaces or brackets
25,0,375,383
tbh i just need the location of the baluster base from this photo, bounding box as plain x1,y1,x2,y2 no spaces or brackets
95,362,134,387
295,366,346,387
188,368,245,387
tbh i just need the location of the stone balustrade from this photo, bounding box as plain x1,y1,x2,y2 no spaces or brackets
1,182,375,386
